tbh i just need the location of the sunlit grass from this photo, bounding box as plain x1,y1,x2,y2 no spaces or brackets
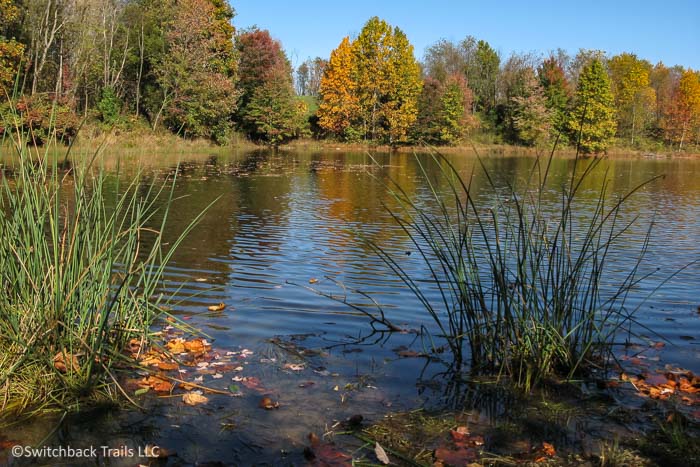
0,119,212,416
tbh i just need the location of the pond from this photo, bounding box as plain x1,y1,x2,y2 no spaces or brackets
3,149,700,465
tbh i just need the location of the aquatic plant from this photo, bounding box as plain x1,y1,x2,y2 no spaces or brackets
369,145,664,390
0,118,212,415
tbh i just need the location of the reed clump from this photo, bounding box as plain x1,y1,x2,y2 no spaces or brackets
0,127,208,415
372,148,662,390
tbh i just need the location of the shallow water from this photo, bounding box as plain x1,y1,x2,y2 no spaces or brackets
3,149,699,465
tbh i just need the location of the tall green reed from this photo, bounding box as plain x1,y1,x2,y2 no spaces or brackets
369,148,662,390
0,117,212,414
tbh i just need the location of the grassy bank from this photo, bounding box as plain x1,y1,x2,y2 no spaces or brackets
283,138,700,158
0,133,210,417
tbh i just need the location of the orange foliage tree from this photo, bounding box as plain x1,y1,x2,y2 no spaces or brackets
317,37,359,138
662,69,700,150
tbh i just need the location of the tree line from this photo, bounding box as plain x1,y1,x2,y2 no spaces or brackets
1,1,698,152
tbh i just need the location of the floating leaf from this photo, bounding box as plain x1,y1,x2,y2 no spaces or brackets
139,376,173,393
374,442,390,464
208,303,226,312
283,363,305,371
308,278,319,284
184,338,210,354
157,361,179,371
435,445,478,464
166,338,186,354
259,396,279,409
450,426,470,442
183,392,209,406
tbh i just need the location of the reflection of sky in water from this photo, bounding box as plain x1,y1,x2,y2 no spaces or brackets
6,151,699,464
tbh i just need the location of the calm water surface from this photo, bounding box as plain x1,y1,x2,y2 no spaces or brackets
5,149,700,465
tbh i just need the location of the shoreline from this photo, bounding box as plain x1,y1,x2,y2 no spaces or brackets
3,131,699,160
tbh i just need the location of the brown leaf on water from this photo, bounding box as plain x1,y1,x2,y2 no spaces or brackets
207,303,226,312
157,361,179,371
435,445,478,464
139,376,173,393
450,426,470,442
306,442,352,466
240,376,267,392
166,338,186,354
184,338,210,354
308,278,319,284
182,392,208,406
258,396,279,409
53,351,79,373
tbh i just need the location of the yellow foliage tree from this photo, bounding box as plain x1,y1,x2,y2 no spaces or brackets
317,37,359,138
317,17,421,144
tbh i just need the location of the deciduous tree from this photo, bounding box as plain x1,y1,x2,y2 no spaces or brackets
567,58,616,153
317,36,359,138
609,53,655,145
236,28,304,144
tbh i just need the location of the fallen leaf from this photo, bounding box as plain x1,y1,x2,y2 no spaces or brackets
166,338,186,354
450,426,470,442
184,338,210,354
308,278,319,284
207,303,226,312
435,445,478,464
139,376,173,393
53,351,80,373
240,376,266,392
157,361,179,371
134,387,150,396
182,392,208,406
375,442,390,464
259,396,279,409
283,363,305,371
542,441,556,457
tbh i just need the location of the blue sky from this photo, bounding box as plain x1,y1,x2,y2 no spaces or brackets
233,0,700,70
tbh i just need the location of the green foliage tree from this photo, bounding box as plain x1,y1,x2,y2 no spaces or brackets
473,40,500,114
567,58,617,154
413,74,473,145
609,53,656,145
538,56,571,139
236,28,305,144
155,0,238,143
0,0,23,93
